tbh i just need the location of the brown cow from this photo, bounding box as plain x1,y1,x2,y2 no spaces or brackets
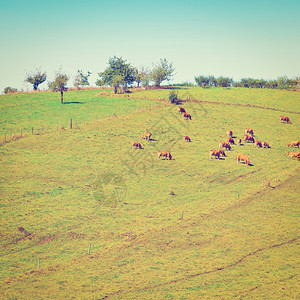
219,141,231,150
217,149,226,157
287,152,300,159
227,137,235,144
210,150,220,159
183,136,191,142
131,141,142,149
178,107,186,114
158,150,172,160
244,134,255,143
237,153,250,165
227,130,233,137
183,113,192,120
287,141,300,148
255,141,262,148
141,131,152,141
262,141,270,148
280,116,291,124
245,128,254,135
237,138,242,145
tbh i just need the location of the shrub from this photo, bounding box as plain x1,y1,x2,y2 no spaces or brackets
168,90,179,104
4,86,18,94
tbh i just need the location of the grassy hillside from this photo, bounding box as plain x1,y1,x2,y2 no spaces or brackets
129,86,300,113
0,89,161,136
0,88,299,298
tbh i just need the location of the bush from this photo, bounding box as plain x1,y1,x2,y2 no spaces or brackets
168,90,179,104
4,87,18,94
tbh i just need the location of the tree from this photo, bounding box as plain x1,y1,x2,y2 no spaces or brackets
48,70,69,104
195,75,209,88
25,68,47,90
150,58,175,87
74,70,91,89
216,76,233,87
97,56,135,93
4,86,18,94
134,66,149,87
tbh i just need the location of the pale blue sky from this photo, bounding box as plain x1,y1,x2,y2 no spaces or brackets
0,0,299,92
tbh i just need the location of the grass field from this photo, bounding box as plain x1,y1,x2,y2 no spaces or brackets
0,87,299,299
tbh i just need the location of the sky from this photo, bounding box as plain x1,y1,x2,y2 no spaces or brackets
0,0,299,92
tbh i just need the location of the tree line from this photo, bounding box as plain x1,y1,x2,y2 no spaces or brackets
3,56,299,103
194,75,299,89
2,57,175,103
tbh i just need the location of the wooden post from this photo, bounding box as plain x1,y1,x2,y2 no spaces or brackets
212,199,215,209
4,134,6,143
88,244,91,255
181,211,184,219
32,127,34,135
70,118,72,129
37,258,40,270
75,120,77,126
10,129,12,140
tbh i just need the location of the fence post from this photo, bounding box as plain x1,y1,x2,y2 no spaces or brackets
70,118,72,129
32,127,34,135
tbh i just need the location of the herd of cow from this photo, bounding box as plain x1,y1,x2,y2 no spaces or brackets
131,108,300,164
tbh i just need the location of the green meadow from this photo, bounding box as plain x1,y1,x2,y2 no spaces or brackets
0,87,299,299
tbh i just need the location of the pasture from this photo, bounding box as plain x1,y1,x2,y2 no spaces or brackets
0,87,299,299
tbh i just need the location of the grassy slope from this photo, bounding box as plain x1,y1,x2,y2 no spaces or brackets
0,89,160,136
130,87,300,113
0,88,299,299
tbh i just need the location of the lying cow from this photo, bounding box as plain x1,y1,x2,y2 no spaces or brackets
178,107,186,114
244,134,255,143
287,141,300,148
183,136,191,142
280,116,291,124
183,113,192,120
262,141,271,148
141,131,152,141
219,141,231,150
131,141,142,149
158,150,172,160
237,153,250,165
227,137,235,144
287,152,300,159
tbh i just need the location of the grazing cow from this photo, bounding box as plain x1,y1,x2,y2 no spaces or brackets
183,136,191,142
219,141,231,150
245,128,254,135
262,141,270,148
227,137,235,144
287,141,300,148
141,131,152,141
131,141,142,149
280,116,291,124
255,141,262,148
237,138,242,145
210,150,220,159
158,150,172,160
237,153,250,165
217,149,226,157
287,152,300,159
178,107,186,114
227,130,233,137
183,113,192,120
244,134,255,143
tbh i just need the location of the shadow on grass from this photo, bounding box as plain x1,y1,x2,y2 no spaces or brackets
63,101,84,104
